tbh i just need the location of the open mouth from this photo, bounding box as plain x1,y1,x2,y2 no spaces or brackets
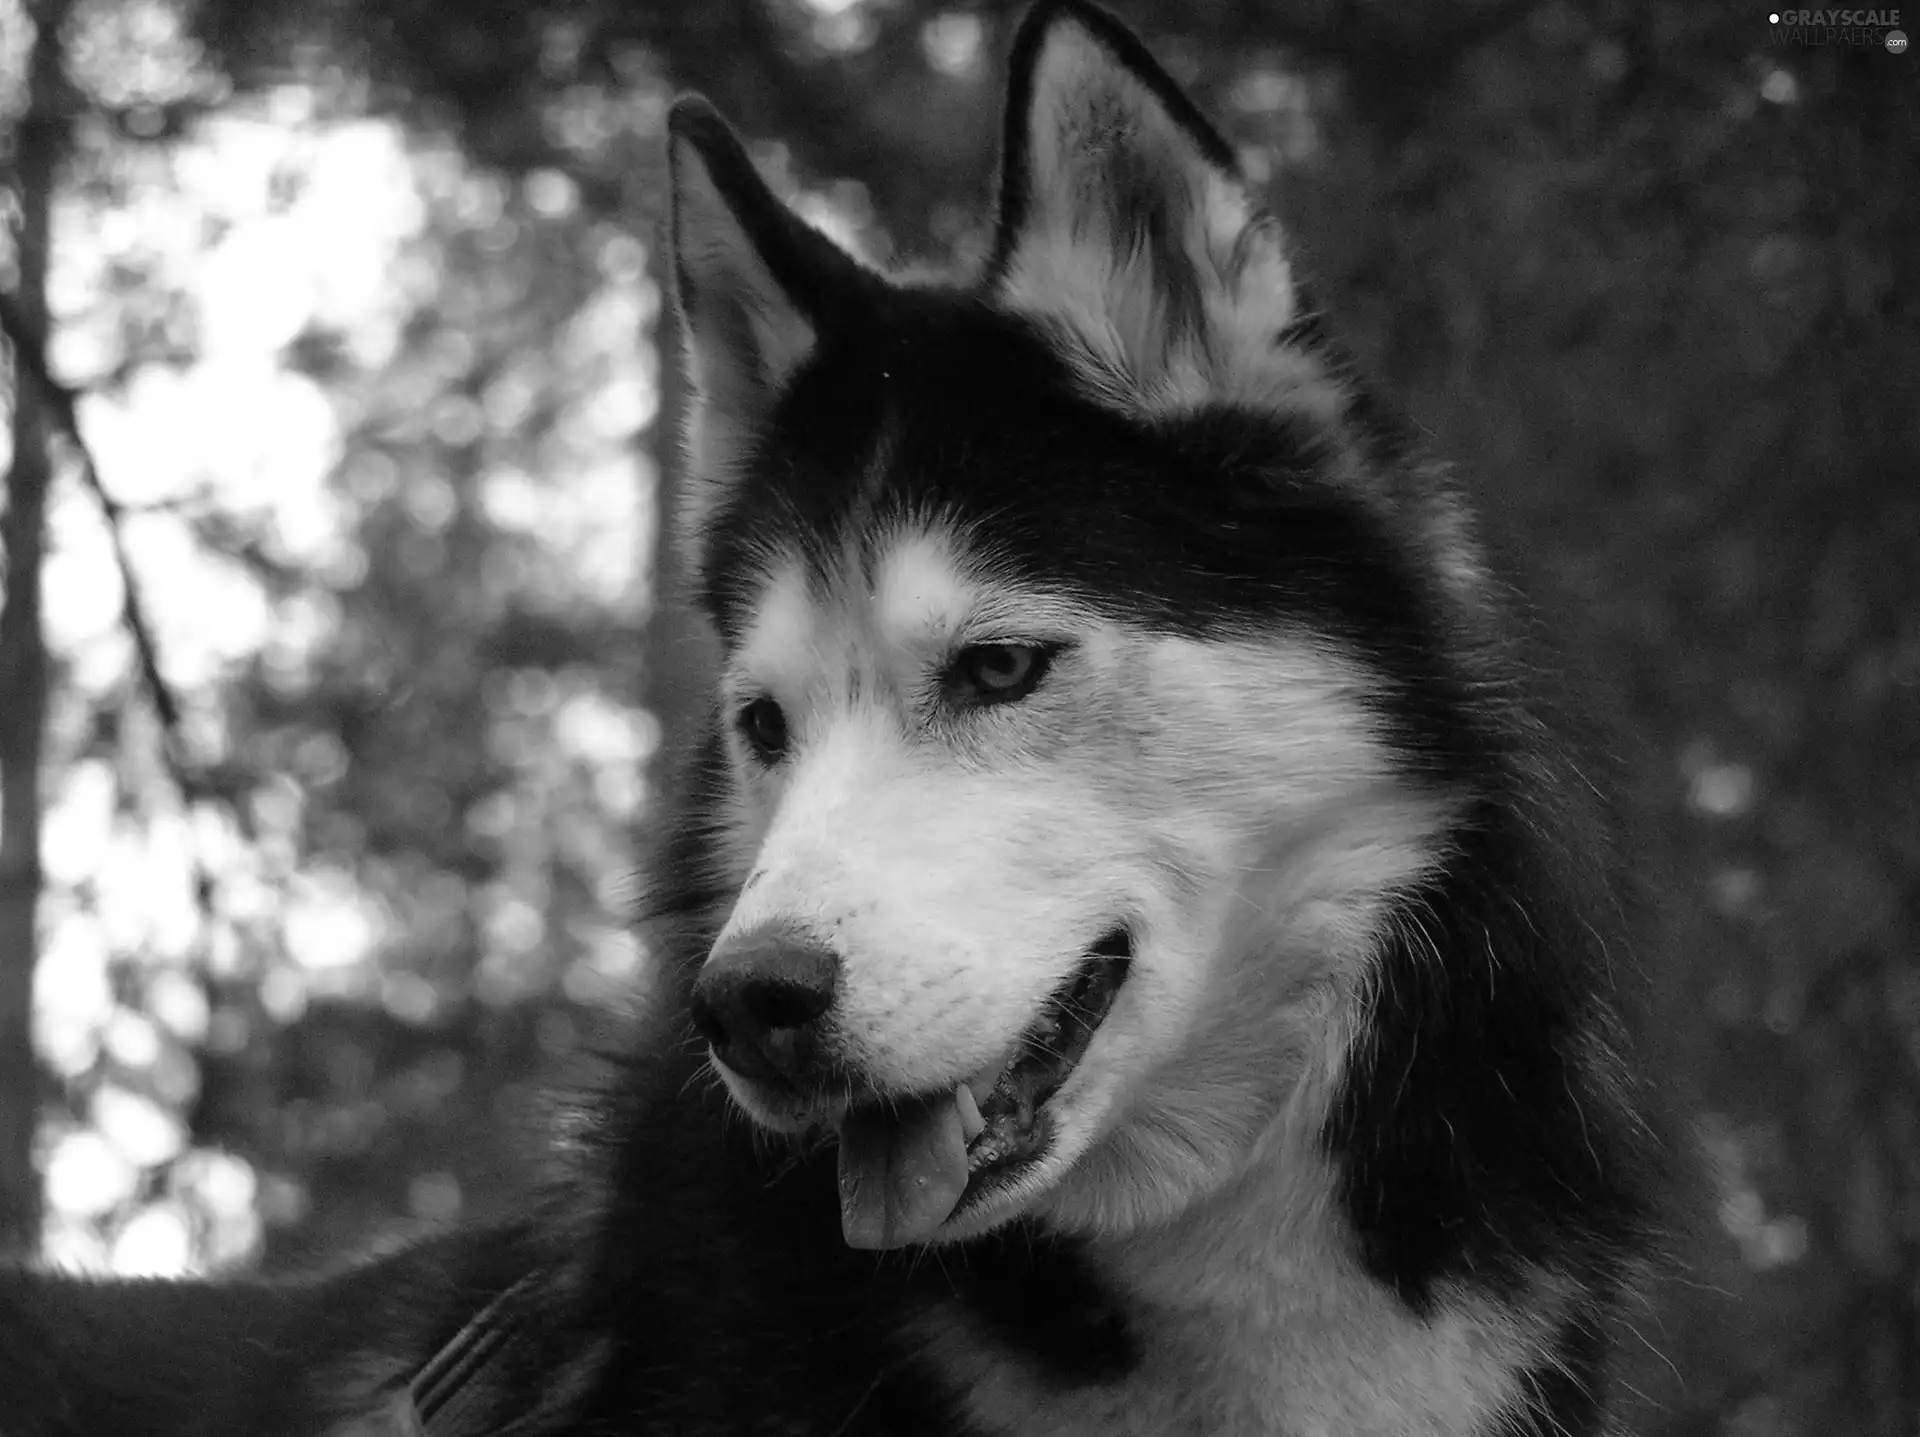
835,928,1132,1250
962,927,1133,1178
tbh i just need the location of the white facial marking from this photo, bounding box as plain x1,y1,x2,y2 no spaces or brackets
874,533,972,651
732,561,818,699
709,527,1458,1241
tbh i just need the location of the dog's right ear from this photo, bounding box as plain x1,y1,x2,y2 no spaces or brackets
666,100,861,548
986,2,1315,419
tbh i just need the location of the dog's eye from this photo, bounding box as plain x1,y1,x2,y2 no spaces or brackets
738,697,789,762
948,643,1055,706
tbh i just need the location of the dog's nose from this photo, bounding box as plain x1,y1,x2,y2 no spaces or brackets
689,927,841,1088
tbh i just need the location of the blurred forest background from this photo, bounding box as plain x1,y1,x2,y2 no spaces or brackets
0,0,1913,1430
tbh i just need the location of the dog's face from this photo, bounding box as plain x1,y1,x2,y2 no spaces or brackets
666,1,1463,1249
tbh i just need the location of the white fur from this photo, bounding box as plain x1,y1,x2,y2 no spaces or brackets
703,529,1457,1219
874,533,974,648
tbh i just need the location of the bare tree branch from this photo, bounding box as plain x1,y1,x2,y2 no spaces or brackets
0,292,227,998
0,290,186,748
0,282,232,966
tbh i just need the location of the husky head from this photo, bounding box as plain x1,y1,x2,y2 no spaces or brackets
665,0,1477,1252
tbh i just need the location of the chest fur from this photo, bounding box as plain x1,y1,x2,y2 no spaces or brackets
921,1252,1543,1437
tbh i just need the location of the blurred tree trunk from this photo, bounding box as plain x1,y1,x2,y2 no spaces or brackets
0,0,71,1252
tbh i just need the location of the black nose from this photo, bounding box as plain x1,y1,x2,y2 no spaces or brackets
689,927,841,1089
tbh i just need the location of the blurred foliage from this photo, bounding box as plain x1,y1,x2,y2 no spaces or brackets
0,0,1914,1433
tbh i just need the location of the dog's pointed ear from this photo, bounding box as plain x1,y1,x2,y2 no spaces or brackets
666,99,862,546
988,2,1308,414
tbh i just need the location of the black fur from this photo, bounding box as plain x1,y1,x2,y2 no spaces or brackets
1496,1306,1612,1437
701,292,1491,779
0,4,1670,1433
1325,802,1660,1312
0,1228,531,1435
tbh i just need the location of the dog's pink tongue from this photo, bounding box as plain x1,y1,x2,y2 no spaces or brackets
837,1091,970,1250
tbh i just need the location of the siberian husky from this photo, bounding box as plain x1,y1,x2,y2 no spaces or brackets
0,3,1671,1433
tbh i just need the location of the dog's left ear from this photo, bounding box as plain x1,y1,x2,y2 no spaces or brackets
989,1,1306,413
666,99,868,553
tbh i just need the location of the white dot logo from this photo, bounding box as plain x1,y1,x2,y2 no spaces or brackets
1769,11,1780,21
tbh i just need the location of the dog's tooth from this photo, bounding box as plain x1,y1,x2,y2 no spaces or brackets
966,1046,1011,1104
955,1083,985,1140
